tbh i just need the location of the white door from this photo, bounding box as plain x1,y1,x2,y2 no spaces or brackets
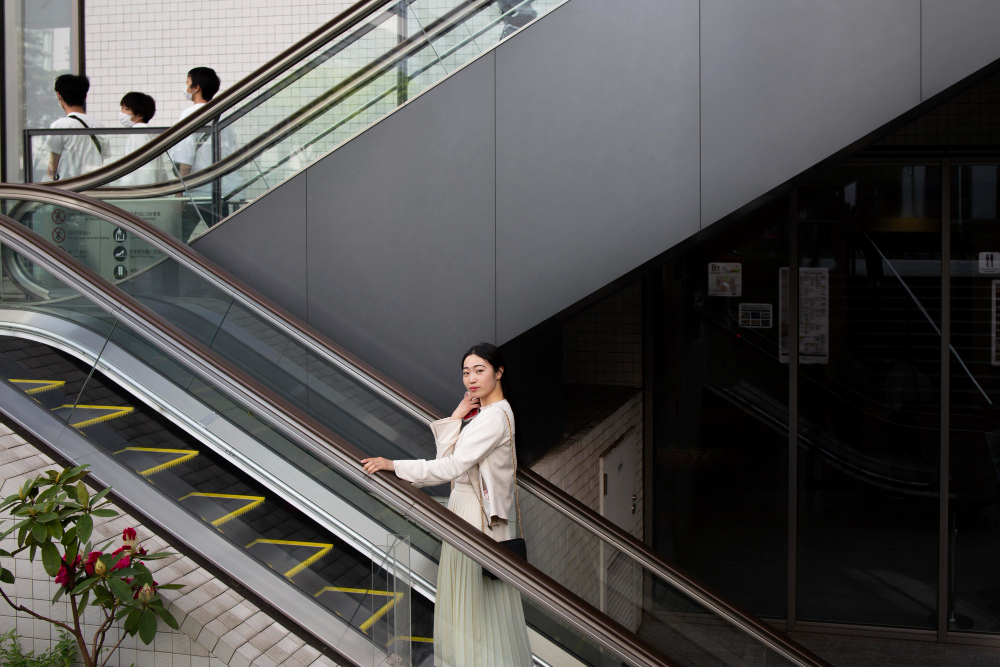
599,429,639,631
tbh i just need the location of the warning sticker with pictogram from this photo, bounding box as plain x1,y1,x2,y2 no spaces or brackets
51,228,66,243
51,209,65,224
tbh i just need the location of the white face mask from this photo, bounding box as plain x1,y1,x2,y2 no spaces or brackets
118,112,135,128
184,91,193,101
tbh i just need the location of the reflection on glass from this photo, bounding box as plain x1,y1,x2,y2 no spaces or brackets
949,164,1000,634
797,166,942,628
651,199,790,620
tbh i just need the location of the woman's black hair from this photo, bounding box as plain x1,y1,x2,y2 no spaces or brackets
461,342,515,415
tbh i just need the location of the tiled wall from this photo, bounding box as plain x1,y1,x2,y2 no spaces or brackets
0,424,340,667
563,281,643,387
527,391,643,631
82,1,350,129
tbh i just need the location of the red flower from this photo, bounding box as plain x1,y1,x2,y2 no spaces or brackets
122,527,138,552
54,566,71,586
84,551,103,576
53,554,81,587
111,554,130,571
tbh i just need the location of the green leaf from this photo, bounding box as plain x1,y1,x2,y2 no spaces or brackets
27,543,36,561
40,542,60,577
124,608,142,630
75,481,89,508
155,606,179,629
76,514,92,544
65,539,79,564
36,513,58,524
58,465,88,484
90,509,117,518
0,568,13,584
107,576,132,602
46,521,63,540
61,526,76,546
71,578,94,595
156,583,183,590
90,487,112,506
76,590,89,617
138,609,157,645
51,585,64,604
31,523,48,543
0,549,9,558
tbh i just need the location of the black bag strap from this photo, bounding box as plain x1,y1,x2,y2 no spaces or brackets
67,114,104,156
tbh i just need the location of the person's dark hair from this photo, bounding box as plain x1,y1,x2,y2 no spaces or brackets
187,67,221,101
54,74,89,107
461,342,515,414
119,92,156,123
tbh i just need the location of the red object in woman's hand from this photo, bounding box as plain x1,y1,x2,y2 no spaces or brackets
463,408,480,420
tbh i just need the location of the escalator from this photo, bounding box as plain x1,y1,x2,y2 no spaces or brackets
25,0,560,231
0,211,671,667
0,194,833,667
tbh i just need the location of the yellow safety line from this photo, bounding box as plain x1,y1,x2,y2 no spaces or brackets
10,379,65,395
361,592,405,632
244,539,333,578
385,635,433,644
113,447,199,476
179,493,265,526
52,404,135,428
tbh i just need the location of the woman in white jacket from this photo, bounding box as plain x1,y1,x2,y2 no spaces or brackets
362,343,532,667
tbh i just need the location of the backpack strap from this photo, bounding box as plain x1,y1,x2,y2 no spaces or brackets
67,114,104,157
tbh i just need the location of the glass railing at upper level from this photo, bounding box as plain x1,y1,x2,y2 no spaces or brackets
0,210,675,667
27,0,562,233
0,185,832,667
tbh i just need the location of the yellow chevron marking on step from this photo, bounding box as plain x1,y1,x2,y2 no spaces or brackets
10,379,65,395
244,539,333,578
114,448,199,477
53,404,135,428
313,587,425,637
178,493,265,526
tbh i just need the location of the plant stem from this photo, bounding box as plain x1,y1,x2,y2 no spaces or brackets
69,593,95,667
0,587,75,635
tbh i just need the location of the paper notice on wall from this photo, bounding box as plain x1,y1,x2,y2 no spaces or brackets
739,303,772,328
779,267,830,364
708,262,742,297
993,281,1000,366
981,252,1000,275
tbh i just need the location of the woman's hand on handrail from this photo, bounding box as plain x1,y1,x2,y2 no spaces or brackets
361,456,395,474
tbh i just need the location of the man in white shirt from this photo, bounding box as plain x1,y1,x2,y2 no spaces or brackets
168,67,238,200
44,74,108,181
118,91,168,186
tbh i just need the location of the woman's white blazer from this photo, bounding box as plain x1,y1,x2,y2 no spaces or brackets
394,400,516,524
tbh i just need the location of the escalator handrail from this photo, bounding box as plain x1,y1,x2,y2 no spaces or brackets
42,0,392,192
0,184,832,667
0,213,676,667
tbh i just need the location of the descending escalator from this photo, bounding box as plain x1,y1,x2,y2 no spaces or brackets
0,188,832,666
0,336,437,664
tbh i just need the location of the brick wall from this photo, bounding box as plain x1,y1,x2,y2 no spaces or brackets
526,391,643,631
0,423,340,667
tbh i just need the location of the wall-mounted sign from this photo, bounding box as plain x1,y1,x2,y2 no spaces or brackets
980,252,1000,274
779,267,830,364
708,262,742,297
739,303,772,329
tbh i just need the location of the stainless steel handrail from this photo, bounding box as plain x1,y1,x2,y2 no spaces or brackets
0,213,675,667
44,0,392,192
0,184,833,667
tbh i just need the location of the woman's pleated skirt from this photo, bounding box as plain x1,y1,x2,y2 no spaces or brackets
434,483,532,667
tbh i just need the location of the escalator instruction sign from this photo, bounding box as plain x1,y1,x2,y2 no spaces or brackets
779,267,829,364
35,201,181,283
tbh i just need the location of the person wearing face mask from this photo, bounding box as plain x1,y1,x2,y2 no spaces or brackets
168,67,238,212
118,92,168,186
43,74,108,181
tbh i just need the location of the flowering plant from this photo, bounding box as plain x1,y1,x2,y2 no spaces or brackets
0,465,181,667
